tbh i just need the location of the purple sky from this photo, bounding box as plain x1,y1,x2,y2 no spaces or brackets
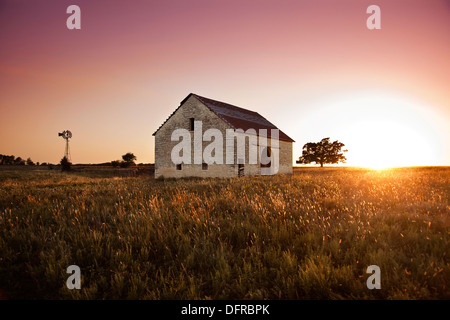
0,0,449,166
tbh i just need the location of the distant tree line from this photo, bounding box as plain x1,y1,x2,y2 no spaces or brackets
1,152,141,169
0,154,43,166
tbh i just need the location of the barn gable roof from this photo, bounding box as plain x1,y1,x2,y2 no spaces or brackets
153,93,295,142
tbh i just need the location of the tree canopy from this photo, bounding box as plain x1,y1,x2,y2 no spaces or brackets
122,153,137,163
0,154,36,166
297,137,347,167
120,152,137,167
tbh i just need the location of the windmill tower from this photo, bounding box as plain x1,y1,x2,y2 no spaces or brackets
58,130,72,162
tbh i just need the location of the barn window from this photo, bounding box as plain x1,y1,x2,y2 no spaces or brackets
176,163,182,170
189,118,195,131
202,163,208,170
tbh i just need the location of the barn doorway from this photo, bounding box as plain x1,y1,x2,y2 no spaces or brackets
238,163,245,177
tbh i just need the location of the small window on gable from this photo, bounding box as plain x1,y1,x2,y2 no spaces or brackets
202,163,208,170
189,118,195,131
176,163,182,170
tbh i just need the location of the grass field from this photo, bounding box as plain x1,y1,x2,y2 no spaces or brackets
0,166,448,299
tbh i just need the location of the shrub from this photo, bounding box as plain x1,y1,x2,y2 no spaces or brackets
60,157,72,171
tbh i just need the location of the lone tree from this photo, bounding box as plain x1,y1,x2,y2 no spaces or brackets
121,152,137,168
297,137,347,167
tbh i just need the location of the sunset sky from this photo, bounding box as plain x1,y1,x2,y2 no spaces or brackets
0,0,449,167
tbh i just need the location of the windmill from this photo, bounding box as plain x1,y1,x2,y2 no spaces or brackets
58,130,72,162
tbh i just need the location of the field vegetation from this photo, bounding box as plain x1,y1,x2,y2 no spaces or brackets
0,166,448,299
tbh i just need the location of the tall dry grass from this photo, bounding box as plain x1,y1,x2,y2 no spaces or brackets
0,167,448,299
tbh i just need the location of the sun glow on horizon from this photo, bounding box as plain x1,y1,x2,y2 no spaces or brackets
302,91,444,170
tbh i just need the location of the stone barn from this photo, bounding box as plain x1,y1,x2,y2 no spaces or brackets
153,93,294,178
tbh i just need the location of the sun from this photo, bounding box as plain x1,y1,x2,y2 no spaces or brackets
343,119,434,169
310,91,442,169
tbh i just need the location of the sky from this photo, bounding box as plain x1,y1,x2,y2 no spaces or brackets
0,0,449,167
